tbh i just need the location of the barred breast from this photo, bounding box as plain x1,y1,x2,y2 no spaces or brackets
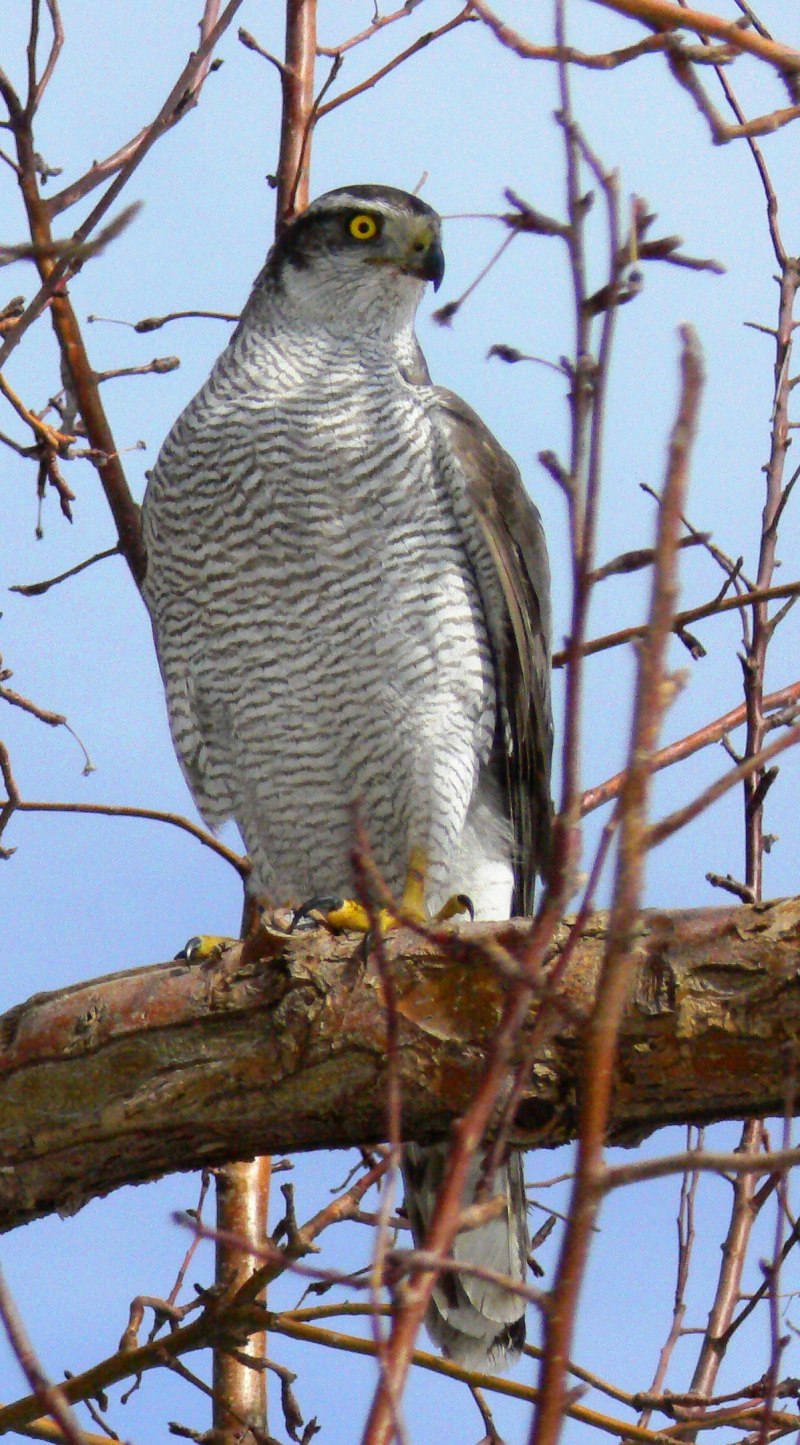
143,322,500,906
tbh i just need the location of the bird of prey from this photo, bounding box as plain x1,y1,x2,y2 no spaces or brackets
142,184,553,1369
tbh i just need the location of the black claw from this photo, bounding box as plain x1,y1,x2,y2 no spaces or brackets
289,896,344,933
456,893,475,921
176,936,202,961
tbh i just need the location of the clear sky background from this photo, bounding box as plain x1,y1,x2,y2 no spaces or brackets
2,3,799,1442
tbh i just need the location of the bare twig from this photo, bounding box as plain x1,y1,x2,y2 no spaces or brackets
317,4,426,58
532,327,704,1445
647,720,800,850
0,671,94,773
552,580,800,668
590,0,800,76
469,2,735,69
315,7,475,120
0,1265,86,1445
3,798,249,877
11,545,119,596
581,681,800,815
637,1130,700,1430
0,741,20,858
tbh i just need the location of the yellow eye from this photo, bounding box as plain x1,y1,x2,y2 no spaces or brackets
349,213,379,242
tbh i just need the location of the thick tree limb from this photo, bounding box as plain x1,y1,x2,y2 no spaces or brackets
2,901,800,1234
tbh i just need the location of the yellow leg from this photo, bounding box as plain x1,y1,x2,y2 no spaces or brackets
178,934,237,963
178,896,271,963
399,845,428,921
296,847,472,935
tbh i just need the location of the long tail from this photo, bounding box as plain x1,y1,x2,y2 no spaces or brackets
401,1142,529,1370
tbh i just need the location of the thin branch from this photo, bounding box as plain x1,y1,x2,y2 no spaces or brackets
0,741,20,858
588,533,703,583
603,1143,800,1191
669,50,800,144
45,2,237,217
10,546,119,597
553,579,800,667
705,872,755,903
531,326,704,1445
238,27,289,77
0,205,142,270
93,357,180,383
0,371,72,451
636,1132,699,1430
0,678,94,773
3,798,249,877
647,720,800,850
130,308,238,332
0,1265,85,1445
315,7,475,120
581,681,800,815
433,231,516,327
590,0,800,76
470,2,735,69
270,1316,681,1445
317,3,426,58
29,0,64,114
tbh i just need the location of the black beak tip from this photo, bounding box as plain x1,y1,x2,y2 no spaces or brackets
426,241,445,292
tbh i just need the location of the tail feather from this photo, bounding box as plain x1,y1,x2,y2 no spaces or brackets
401,1142,529,1370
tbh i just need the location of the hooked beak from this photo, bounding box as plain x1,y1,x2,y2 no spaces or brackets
367,226,446,291
400,237,444,291
416,239,445,291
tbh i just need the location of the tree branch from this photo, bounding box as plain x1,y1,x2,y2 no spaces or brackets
589,0,800,76
2,902,800,1234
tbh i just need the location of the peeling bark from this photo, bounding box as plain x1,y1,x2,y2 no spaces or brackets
2,900,800,1233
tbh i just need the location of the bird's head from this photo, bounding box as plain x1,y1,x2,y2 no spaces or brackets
260,185,445,338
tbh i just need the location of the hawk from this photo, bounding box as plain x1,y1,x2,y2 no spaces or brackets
142,185,553,1369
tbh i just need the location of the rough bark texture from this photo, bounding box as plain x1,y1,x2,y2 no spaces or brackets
2,899,800,1233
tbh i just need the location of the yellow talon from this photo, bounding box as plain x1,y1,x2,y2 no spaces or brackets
434,893,474,923
399,844,428,920
399,847,473,924
324,899,377,932
177,934,237,963
291,848,474,935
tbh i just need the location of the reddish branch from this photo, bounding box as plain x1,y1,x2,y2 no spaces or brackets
317,4,428,58
315,7,475,121
552,579,800,668
668,49,800,142
0,1264,85,1445
532,327,704,1445
469,1,733,68
213,1158,272,1440
0,2,245,586
582,680,800,816
590,0,800,75
274,0,318,227
46,1,240,217
0,661,94,778
10,545,119,597
647,717,800,850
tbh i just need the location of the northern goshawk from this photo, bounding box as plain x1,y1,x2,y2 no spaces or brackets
142,184,553,1369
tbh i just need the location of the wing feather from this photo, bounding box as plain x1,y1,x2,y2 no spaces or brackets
432,388,553,914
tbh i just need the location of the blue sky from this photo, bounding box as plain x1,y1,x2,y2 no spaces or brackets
2,3,799,1442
